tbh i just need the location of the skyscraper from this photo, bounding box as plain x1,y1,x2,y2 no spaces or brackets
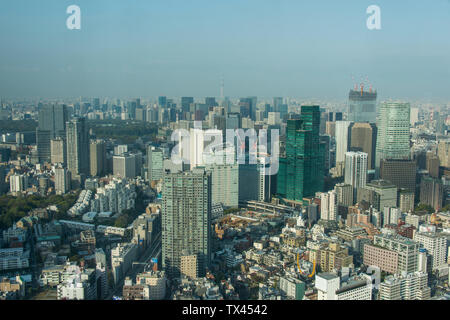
277,106,324,202
375,102,411,175
380,159,416,192
90,140,106,177
162,168,211,278
50,137,66,165
36,104,68,163
66,117,90,177
348,88,377,123
345,151,368,200
335,121,352,165
147,146,164,182
349,122,377,170
320,190,337,221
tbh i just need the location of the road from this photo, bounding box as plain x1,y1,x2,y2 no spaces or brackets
107,231,161,300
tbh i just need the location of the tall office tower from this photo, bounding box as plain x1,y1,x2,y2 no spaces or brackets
345,151,368,199
320,190,337,221
205,163,239,208
335,112,343,121
426,152,440,179
66,117,90,177
226,113,241,130
277,106,324,202
205,97,217,108
420,176,444,211
113,153,136,179
334,183,353,207
50,137,66,165
320,135,331,171
90,140,106,177
239,97,257,121
36,104,68,163
147,146,164,182
375,102,411,175
135,107,145,121
348,87,377,123
359,180,397,213
437,140,450,168
380,159,416,192
162,168,211,278
181,97,194,113
410,108,419,126
55,166,71,195
158,96,167,108
93,98,100,110
273,97,283,112
349,122,377,170
268,112,281,125
335,121,352,165
414,232,448,271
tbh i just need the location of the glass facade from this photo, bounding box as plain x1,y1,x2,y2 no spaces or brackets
277,106,324,202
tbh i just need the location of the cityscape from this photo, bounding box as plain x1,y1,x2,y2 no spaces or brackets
0,0,450,305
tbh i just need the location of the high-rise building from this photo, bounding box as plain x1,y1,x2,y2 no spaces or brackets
50,137,66,165
36,104,68,163
205,163,238,208
414,232,448,271
113,153,136,179
90,140,106,177
147,146,164,182
344,151,368,200
162,168,211,278
334,183,353,207
349,122,377,170
348,88,377,123
66,117,90,177
55,167,71,195
181,97,194,113
359,180,397,213
380,159,416,192
9,174,28,194
335,121,352,165
420,176,444,211
375,102,411,175
437,140,450,168
277,106,324,202
320,190,337,221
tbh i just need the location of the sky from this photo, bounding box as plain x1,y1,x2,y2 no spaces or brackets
0,0,449,101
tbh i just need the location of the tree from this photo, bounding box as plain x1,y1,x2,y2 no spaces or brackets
415,203,434,214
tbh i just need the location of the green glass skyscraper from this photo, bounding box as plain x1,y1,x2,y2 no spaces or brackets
277,106,324,202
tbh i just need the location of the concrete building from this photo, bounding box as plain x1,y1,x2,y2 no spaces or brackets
113,153,136,179
379,272,430,300
55,167,71,195
90,140,106,177
315,272,340,300
345,151,368,200
50,137,66,164
414,232,448,271
380,159,416,192
363,234,419,274
205,163,239,208
66,117,90,177
162,168,211,278
320,190,337,221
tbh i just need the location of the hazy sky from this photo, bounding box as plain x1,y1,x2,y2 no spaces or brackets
0,0,449,101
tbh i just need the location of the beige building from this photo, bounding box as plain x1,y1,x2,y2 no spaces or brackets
180,254,198,279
